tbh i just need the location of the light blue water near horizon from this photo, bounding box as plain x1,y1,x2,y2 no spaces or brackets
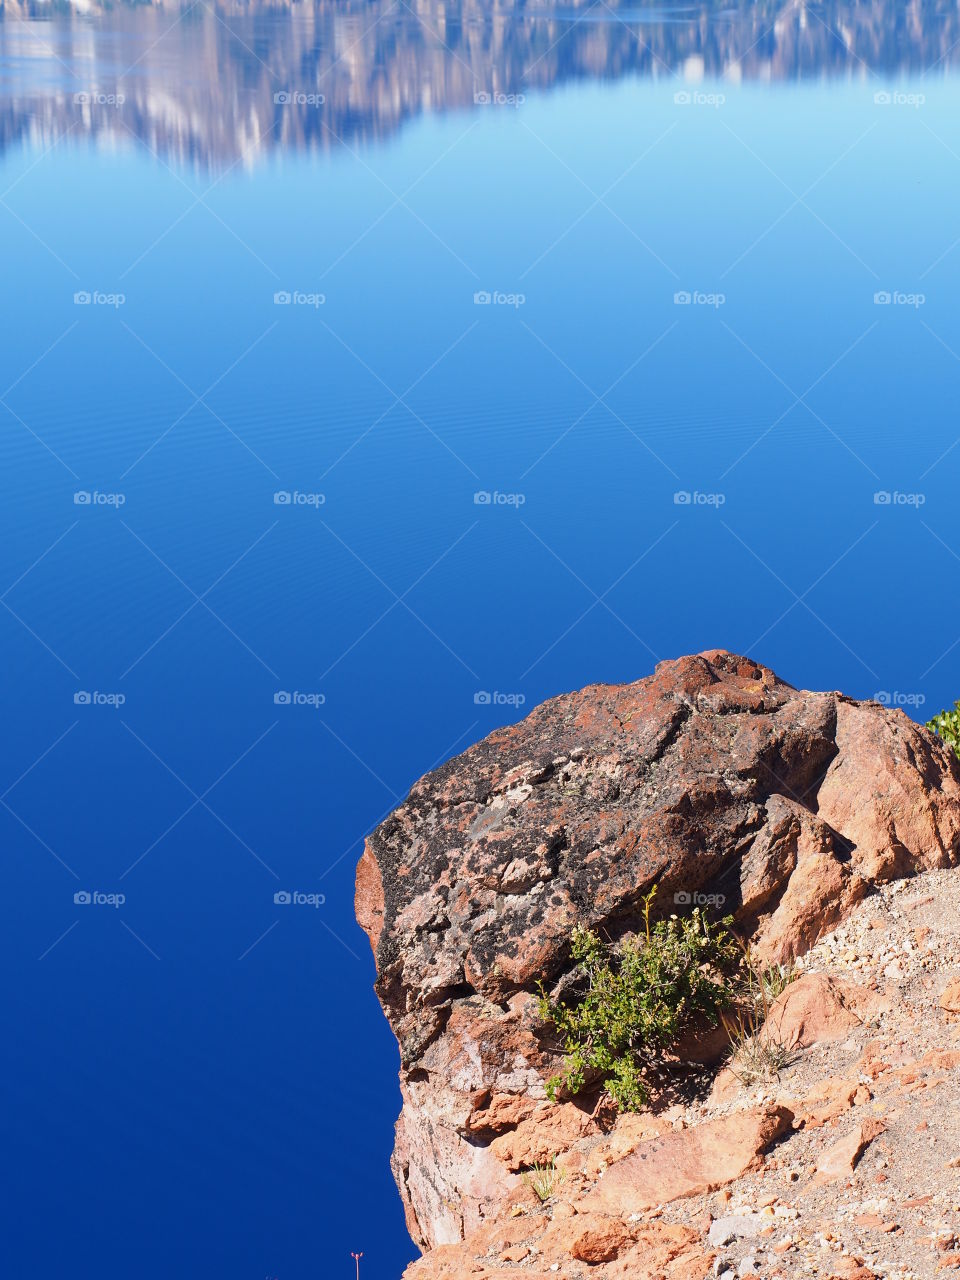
2,2,960,1275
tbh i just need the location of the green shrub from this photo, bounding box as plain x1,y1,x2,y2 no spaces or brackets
537,887,740,1112
927,702,960,760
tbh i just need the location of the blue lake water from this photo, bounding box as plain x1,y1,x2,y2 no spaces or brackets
2,1,960,1275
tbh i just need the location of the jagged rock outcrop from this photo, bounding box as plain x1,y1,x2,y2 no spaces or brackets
355,650,960,1252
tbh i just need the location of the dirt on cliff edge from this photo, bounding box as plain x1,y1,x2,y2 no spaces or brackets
403,867,960,1280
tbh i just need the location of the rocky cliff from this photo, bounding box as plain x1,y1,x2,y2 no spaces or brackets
355,651,960,1269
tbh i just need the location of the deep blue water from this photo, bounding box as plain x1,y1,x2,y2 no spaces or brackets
3,2,960,1276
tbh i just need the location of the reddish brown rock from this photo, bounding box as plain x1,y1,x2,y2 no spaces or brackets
830,1265,880,1280
813,1119,887,1184
585,1112,669,1176
489,1101,599,1170
628,1224,712,1274
542,1211,635,1263
738,794,870,962
498,1244,529,1262
789,1075,862,1129
923,1049,960,1069
405,1219,709,1280
582,1105,794,1214
464,1093,539,1136
616,1223,714,1280
816,698,960,881
764,974,890,1051
357,651,960,1248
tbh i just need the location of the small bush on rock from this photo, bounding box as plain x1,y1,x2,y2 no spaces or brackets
722,944,794,1086
927,703,960,760
741,949,798,1010
537,887,740,1112
521,1158,564,1202
723,1008,791,1086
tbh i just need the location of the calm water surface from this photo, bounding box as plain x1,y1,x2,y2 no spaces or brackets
2,1,960,1275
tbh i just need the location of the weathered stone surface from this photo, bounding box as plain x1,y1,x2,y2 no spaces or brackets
816,698,960,882
708,1214,767,1246
489,1101,599,1170
541,1211,635,1263
404,1218,710,1280
813,1118,887,1184
357,651,960,1249
764,974,890,1051
582,1105,794,1214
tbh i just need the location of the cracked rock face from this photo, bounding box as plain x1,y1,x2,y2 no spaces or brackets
355,650,960,1250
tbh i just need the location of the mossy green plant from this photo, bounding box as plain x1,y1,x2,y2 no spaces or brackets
927,702,960,760
537,886,740,1112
